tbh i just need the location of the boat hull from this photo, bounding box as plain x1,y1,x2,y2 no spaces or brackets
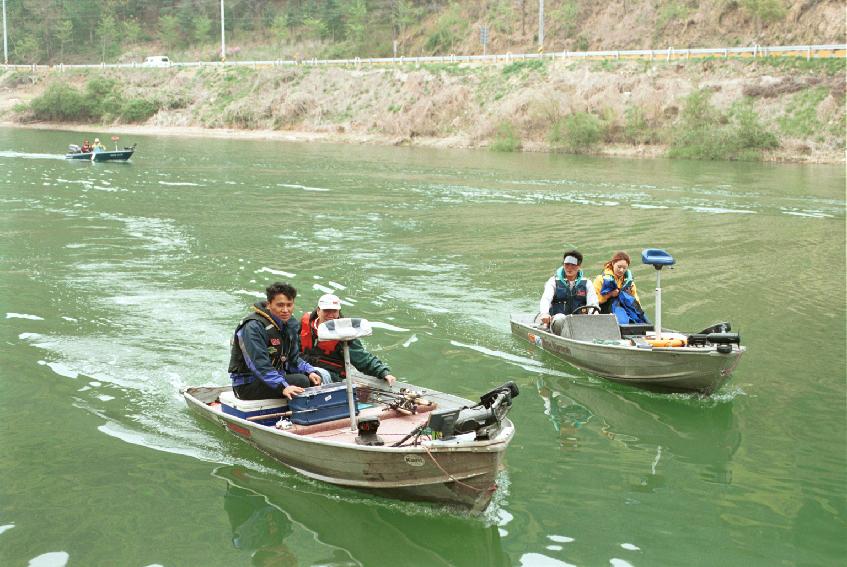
184,383,513,513
511,314,743,394
65,150,134,162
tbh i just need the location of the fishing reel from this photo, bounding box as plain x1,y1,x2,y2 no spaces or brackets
428,382,519,441
371,387,433,416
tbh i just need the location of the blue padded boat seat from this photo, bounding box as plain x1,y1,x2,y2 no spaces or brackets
559,314,622,341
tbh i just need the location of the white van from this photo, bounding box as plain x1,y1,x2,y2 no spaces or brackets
142,55,171,67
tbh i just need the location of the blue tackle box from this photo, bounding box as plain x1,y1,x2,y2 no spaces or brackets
289,383,358,425
219,390,287,426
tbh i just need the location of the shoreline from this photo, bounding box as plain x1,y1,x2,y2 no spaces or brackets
2,121,842,165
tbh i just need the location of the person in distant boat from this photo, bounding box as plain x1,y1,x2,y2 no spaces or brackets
300,293,397,386
92,138,105,151
228,282,323,401
539,250,599,333
81,139,92,153
593,251,648,324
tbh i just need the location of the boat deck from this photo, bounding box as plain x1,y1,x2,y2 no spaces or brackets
207,400,435,445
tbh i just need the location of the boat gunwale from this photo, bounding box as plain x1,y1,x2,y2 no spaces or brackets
510,313,746,357
182,384,515,455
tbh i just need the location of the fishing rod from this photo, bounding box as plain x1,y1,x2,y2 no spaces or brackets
358,386,434,416
245,386,433,422
244,407,318,422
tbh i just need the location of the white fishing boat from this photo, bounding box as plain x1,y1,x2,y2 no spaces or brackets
511,249,745,395
184,318,518,513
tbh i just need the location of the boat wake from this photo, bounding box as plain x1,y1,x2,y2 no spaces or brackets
0,150,65,160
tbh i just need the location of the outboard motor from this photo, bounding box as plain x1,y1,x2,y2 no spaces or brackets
68,144,81,153
698,322,732,334
427,382,519,440
687,329,741,354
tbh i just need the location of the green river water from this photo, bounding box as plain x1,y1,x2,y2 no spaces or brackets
0,127,844,567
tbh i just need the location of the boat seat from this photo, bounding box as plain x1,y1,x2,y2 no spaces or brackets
218,390,287,411
619,323,655,337
559,314,621,341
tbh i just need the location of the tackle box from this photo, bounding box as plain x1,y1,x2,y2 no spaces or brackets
219,390,287,426
288,383,358,425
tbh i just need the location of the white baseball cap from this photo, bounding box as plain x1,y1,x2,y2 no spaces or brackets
317,293,341,310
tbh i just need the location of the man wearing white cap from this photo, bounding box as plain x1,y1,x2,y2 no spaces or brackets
539,249,599,334
299,293,397,386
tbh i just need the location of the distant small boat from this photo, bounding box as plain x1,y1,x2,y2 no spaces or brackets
65,143,136,162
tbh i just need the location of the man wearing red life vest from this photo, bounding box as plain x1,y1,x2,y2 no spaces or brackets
300,294,397,386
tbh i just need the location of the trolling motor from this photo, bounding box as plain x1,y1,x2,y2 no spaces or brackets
641,248,676,340
427,381,520,441
317,317,373,434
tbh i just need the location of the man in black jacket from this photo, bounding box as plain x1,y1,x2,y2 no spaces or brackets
228,282,322,400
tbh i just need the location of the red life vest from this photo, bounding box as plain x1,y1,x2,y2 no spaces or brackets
299,311,344,374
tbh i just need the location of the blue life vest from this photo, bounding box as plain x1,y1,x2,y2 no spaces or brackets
550,267,588,316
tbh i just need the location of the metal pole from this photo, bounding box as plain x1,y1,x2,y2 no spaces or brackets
220,0,225,61
342,342,358,433
538,0,544,51
2,0,8,65
654,270,662,340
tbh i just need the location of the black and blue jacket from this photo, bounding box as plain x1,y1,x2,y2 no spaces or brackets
228,302,315,392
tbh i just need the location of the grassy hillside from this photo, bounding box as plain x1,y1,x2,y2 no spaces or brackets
5,1,845,65
3,55,843,163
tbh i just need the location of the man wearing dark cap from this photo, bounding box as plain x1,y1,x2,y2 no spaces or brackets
539,250,599,332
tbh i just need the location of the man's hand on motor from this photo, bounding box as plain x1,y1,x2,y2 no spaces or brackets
383,374,397,386
307,372,322,386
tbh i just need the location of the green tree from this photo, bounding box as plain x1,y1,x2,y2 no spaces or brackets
97,13,118,62
123,18,142,45
29,83,91,121
346,0,369,47
393,0,420,53
193,15,213,45
159,14,181,52
14,34,40,64
302,17,327,41
323,0,346,42
552,1,579,38
271,13,290,48
55,19,74,62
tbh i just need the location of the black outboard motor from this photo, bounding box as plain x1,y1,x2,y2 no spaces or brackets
428,382,519,441
698,322,732,334
688,321,741,351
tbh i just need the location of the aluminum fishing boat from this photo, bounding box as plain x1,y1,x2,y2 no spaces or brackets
511,249,745,395
184,318,518,514
65,143,136,162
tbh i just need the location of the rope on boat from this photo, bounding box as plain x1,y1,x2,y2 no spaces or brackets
422,445,496,495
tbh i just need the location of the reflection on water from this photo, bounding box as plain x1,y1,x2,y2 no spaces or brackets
534,376,740,486
214,466,510,567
